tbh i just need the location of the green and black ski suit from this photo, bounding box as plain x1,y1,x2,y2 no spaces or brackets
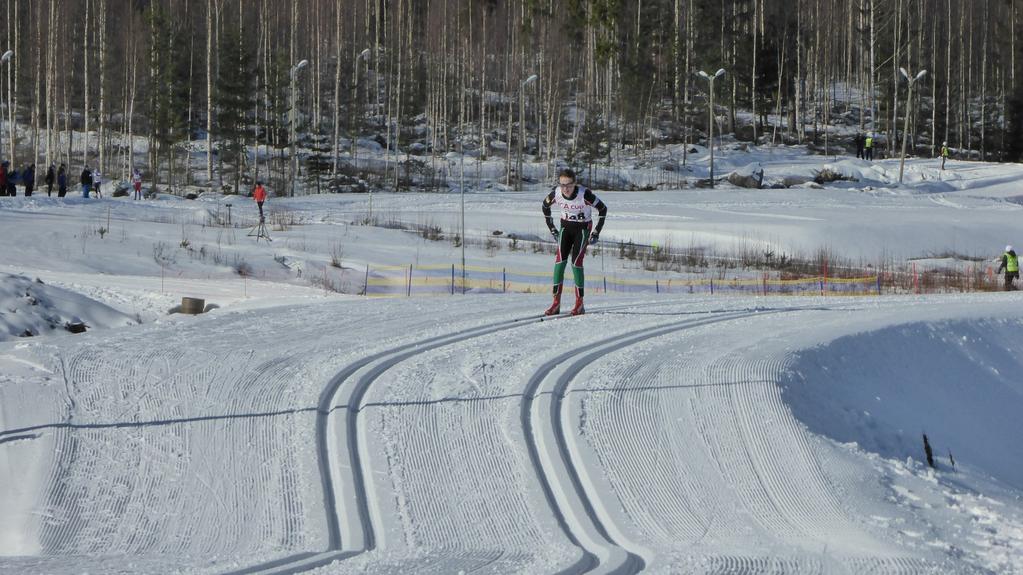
541,184,607,299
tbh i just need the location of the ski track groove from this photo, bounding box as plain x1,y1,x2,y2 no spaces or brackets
571,312,963,574
524,310,767,574
21,321,336,573
8,300,993,574
216,310,565,575
247,300,674,574
588,354,726,546
309,304,658,571
235,302,804,574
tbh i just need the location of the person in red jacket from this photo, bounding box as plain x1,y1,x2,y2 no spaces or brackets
253,181,268,220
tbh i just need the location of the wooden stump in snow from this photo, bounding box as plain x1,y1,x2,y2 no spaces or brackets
181,297,206,315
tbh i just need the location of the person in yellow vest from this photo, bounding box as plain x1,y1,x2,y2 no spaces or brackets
940,141,950,170
864,134,874,161
997,245,1019,291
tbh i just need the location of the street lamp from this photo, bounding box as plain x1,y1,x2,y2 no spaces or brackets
697,69,725,188
898,67,927,184
516,74,538,191
0,50,13,163
289,59,309,197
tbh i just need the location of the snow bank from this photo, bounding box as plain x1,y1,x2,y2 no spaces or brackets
782,317,1023,489
0,273,136,340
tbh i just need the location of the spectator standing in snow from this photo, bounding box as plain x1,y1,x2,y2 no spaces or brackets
80,166,93,198
854,133,864,159
45,164,55,196
253,180,267,220
7,166,18,196
132,168,143,200
0,161,7,197
22,164,35,197
540,168,608,316
997,245,1019,291
940,142,950,171
57,164,68,197
864,134,874,161
93,170,103,198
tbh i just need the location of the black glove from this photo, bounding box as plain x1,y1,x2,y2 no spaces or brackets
589,233,600,245
550,228,559,239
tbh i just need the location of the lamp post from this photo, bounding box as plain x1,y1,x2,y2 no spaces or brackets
516,74,537,191
697,69,725,188
0,50,13,163
289,59,309,197
898,67,927,184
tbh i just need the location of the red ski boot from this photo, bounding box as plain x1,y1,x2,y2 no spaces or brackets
544,295,561,316
570,298,585,316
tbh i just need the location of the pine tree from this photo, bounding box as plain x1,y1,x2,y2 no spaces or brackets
214,29,256,195
1005,84,1023,162
146,5,189,194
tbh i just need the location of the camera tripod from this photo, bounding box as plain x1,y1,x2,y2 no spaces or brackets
248,216,272,242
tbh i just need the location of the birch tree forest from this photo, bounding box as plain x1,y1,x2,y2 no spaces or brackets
1,0,1021,193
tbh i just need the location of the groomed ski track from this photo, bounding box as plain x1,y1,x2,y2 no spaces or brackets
0,296,1004,574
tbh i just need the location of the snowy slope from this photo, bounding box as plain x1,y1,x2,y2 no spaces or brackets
2,147,1023,574
2,294,1021,574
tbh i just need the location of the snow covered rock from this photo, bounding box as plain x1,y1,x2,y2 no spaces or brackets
783,175,813,188
357,137,384,151
0,273,135,340
727,162,765,189
814,162,866,184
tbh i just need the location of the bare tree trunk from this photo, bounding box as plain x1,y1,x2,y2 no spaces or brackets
673,0,681,123
869,0,875,133
46,0,56,169
314,0,322,134
729,0,737,136
98,0,107,175
64,13,73,168
891,0,901,157
215,0,223,188
773,25,787,145
83,0,90,167
944,0,951,147
6,1,18,164
148,3,157,186
206,0,214,188
332,0,342,176
959,0,967,152
930,4,937,157
32,0,42,171
127,18,138,180
751,0,758,142
795,0,803,142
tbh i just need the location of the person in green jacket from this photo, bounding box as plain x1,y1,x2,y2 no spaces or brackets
940,141,950,170
864,134,874,161
997,245,1019,291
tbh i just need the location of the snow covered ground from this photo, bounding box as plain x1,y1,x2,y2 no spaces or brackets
1,147,1022,574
